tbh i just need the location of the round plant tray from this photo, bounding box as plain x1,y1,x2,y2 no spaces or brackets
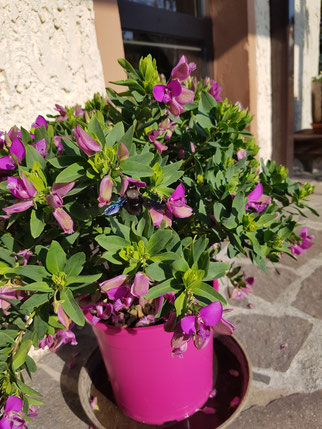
78,334,251,429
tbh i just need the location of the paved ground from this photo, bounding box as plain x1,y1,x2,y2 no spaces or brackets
28,175,322,429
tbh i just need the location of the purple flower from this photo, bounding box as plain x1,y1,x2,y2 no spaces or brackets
0,138,25,171
120,176,146,197
172,302,234,355
53,208,74,234
153,80,194,117
167,184,193,218
147,130,159,143
117,143,129,162
0,396,26,429
171,55,196,81
208,81,223,102
3,174,37,215
73,125,101,156
290,227,315,256
39,329,77,353
97,175,113,207
55,104,68,122
53,136,63,155
7,176,36,199
131,272,150,297
32,138,47,158
16,249,33,266
0,286,24,314
32,115,47,129
245,183,271,213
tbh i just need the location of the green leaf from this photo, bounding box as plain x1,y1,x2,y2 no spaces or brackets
174,292,186,317
30,209,45,238
192,236,209,263
34,314,48,340
55,162,86,183
25,145,45,170
48,156,84,169
172,258,189,276
193,283,227,305
195,113,213,129
16,379,41,397
147,230,173,255
95,235,130,252
12,340,33,370
66,274,102,285
17,282,52,292
88,116,106,146
146,262,171,281
64,252,86,277
203,262,230,281
46,241,66,274
60,288,85,326
121,124,134,150
146,278,180,299
105,122,124,147
198,92,217,115
0,332,15,346
14,265,49,282
21,293,51,311
120,160,154,177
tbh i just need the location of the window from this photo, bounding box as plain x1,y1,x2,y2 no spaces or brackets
118,0,213,78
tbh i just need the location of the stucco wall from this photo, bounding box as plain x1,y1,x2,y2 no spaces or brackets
294,0,321,131
0,0,105,131
253,0,272,162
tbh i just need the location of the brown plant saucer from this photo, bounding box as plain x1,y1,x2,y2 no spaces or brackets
78,335,251,429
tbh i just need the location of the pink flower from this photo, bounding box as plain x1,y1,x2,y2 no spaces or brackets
149,207,172,227
73,125,101,156
131,272,150,297
0,286,24,314
167,184,193,218
153,140,168,154
57,304,72,329
97,175,113,207
53,208,74,234
236,149,247,160
171,55,196,81
245,183,271,213
100,275,128,292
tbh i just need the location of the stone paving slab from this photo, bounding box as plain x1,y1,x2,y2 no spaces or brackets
292,264,322,320
229,314,313,372
229,389,322,428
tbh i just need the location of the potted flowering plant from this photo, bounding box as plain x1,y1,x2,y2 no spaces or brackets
0,55,316,427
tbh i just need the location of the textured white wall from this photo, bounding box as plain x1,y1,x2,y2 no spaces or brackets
254,0,272,161
0,0,105,131
294,0,321,131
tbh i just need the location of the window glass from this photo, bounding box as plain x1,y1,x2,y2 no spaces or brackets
125,0,204,17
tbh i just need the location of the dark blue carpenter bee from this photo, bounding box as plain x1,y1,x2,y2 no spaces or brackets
104,183,163,216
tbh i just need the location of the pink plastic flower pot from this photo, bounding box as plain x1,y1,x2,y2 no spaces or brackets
86,313,213,424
